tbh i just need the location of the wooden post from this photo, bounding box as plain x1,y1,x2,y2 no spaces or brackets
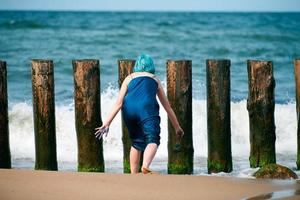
206,59,232,173
73,59,104,172
118,59,138,173
294,59,300,170
31,60,57,170
247,60,276,168
167,60,193,174
0,60,11,168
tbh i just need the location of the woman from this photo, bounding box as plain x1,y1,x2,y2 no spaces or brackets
95,54,184,174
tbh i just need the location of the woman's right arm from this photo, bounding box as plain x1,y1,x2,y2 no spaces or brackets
156,80,184,139
95,77,129,133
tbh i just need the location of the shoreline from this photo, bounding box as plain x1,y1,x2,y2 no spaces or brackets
1,169,299,200
9,156,300,179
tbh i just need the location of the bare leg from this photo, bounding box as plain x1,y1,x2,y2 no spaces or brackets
130,146,141,174
142,143,158,169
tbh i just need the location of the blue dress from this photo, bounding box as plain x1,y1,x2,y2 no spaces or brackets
122,76,161,151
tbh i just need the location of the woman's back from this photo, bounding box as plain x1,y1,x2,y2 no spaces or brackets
122,75,159,123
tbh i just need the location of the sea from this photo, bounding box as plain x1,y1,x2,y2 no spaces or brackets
1,11,300,178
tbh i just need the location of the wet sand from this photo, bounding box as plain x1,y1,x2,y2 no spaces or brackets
0,169,299,200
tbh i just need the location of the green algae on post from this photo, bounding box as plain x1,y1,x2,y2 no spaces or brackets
168,163,191,174
123,158,131,174
78,166,104,173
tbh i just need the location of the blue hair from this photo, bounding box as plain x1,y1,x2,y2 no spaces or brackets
133,54,156,74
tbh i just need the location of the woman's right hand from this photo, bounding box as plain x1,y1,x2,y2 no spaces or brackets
94,123,109,140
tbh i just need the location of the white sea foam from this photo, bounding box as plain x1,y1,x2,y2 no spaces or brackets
8,86,299,176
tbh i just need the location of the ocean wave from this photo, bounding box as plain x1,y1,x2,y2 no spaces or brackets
0,20,46,29
226,32,297,43
155,21,177,26
205,47,231,56
248,33,296,43
8,87,297,164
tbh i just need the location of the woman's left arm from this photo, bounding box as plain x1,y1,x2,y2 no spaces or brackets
156,79,184,139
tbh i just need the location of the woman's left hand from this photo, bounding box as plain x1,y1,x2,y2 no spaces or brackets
175,126,184,141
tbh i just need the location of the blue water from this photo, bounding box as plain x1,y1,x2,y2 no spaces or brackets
1,11,300,104
1,11,300,176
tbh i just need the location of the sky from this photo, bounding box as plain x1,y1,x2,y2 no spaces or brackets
0,0,300,12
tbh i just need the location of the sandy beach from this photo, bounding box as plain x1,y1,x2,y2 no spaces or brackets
0,169,299,200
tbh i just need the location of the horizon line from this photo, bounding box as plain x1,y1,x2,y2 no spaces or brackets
1,9,300,13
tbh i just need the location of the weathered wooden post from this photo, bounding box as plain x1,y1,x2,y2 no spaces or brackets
0,60,11,168
294,59,300,170
247,60,276,168
73,59,104,172
31,60,57,170
206,59,232,173
167,60,193,174
118,59,136,173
